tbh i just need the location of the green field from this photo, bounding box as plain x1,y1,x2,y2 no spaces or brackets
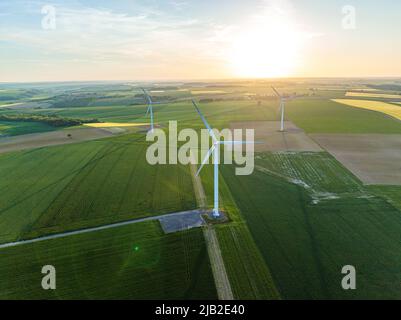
221,152,401,299
0,221,217,299
0,133,196,244
0,121,56,136
1,80,401,300
3,80,401,137
286,99,401,133
198,163,280,300
368,185,401,212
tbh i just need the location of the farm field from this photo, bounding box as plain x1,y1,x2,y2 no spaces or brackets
345,92,401,99
0,132,196,244
230,121,322,152
198,165,280,300
0,127,117,155
0,221,217,299
221,152,401,299
311,134,401,185
0,120,56,137
286,99,401,133
332,99,401,121
368,186,401,212
85,122,148,128
1,79,401,300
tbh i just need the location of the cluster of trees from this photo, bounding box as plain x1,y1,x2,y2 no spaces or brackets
134,93,174,103
0,114,100,127
366,84,401,93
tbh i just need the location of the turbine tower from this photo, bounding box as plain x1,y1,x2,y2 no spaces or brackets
271,86,286,132
271,87,300,132
192,100,252,218
142,88,154,133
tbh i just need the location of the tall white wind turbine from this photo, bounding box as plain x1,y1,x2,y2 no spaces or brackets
142,88,154,133
192,100,253,218
271,87,300,132
271,86,287,132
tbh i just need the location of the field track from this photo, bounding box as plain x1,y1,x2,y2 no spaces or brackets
203,226,234,300
190,155,234,300
0,209,202,250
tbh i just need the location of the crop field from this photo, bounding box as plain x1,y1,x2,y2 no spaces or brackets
311,134,401,185
368,185,401,212
0,120,56,137
216,223,281,300
85,122,148,128
0,221,217,299
345,92,401,99
286,99,401,133
221,152,401,299
1,79,401,300
3,83,401,137
0,132,196,244
198,165,280,300
230,121,323,152
332,99,401,121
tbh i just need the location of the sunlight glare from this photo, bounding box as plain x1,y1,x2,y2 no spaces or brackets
229,13,304,78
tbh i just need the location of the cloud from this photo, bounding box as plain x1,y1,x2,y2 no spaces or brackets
0,3,206,62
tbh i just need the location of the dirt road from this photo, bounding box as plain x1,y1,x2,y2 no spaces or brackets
189,154,234,300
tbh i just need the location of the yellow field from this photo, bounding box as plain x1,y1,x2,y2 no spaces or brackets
0,103,23,108
346,92,401,99
332,99,401,121
85,122,148,128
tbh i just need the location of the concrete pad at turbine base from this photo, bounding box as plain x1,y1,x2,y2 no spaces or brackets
159,210,205,234
230,121,322,152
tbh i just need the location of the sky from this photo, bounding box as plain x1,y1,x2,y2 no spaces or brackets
0,0,400,82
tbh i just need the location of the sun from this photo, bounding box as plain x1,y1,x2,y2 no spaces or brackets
228,14,304,78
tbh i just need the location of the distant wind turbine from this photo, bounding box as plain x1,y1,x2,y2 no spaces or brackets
142,88,154,133
192,100,253,218
271,86,298,132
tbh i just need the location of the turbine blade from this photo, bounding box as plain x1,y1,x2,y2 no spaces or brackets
271,86,282,98
192,100,218,142
142,88,152,104
196,145,216,176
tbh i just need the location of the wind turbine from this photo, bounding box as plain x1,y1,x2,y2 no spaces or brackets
271,86,289,132
142,88,154,133
271,86,301,132
192,100,253,218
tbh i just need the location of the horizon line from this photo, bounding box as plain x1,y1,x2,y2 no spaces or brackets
1,76,401,85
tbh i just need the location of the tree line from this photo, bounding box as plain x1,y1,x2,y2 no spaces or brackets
0,114,101,127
